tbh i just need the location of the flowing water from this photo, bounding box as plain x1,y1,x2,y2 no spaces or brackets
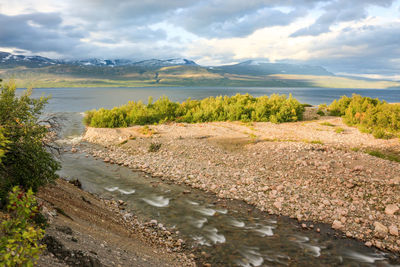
25,86,400,266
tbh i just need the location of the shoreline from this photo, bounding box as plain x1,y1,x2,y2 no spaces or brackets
36,179,196,266
80,116,400,255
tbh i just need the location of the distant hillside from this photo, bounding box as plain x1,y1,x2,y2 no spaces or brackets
210,60,333,76
1,51,399,89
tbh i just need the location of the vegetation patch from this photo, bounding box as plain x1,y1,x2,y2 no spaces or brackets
84,93,305,128
328,94,400,139
320,122,335,127
148,142,162,152
138,125,157,136
365,150,400,163
335,127,345,134
0,81,59,202
0,187,45,266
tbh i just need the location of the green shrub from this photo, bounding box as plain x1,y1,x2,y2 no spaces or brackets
0,129,8,162
317,104,327,116
148,142,161,152
328,94,400,139
0,186,45,266
0,81,60,201
84,93,305,128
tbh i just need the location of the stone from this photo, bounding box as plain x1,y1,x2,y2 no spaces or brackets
365,241,372,247
103,157,110,163
389,225,399,236
385,204,399,215
332,220,343,230
273,201,282,210
352,165,364,172
373,222,388,238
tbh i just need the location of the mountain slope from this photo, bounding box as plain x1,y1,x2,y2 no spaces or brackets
1,52,399,89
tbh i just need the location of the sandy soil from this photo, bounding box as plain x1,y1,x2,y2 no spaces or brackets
82,115,400,254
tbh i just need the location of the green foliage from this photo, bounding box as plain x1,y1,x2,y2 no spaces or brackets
148,142,161,152
0,186,45,266
317,103,328,116
84,93,305,128
0,128,8,162
335,127,345,134
366,150,400,163
320,122,334,127
0,81,60,201
328,94,400,139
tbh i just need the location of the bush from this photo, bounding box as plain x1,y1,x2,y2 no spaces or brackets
84,93,305,128
148,142,161,152
0,186,46,266
328,94,400,139
0,81,60,201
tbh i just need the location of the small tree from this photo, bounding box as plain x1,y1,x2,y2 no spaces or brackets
0,81,60,202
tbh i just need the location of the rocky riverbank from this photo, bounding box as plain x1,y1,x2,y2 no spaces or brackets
36,179,195,266
81,117,400,254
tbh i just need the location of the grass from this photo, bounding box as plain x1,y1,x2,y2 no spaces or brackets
138,125,156,136
309,140,324,145
335,127,345,133
365,150,400,163
320,122,335,127
148,142,161,152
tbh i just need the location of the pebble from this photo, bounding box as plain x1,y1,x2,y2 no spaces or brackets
385,204,399,215
373,222,388,238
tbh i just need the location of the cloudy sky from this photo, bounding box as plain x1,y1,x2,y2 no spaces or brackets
0,0,399,79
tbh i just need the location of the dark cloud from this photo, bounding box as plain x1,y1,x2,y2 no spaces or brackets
291,0,395,37
175,6,308,38
171,0,325,38
0,12,83,53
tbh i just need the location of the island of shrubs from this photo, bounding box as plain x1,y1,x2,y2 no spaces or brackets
84,93,305,127
328,94,400,139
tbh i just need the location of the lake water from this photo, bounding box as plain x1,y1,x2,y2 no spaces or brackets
19,86,400,113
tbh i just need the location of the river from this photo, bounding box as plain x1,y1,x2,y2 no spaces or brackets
22,86,400,266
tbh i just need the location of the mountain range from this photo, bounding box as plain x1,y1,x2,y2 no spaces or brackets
0,51,399,89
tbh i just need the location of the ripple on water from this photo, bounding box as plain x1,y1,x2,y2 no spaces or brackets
196,207,216,216
186,200,200,206
229,219,245,228
204,227,226,244
190,217,208,228
236,246,264,267
118,189,136,195
192,235,211,246
343,251,387,263
253,225,275,237
142,196,170,207
215,208,228,214
104,186,119,192
292,235,321,257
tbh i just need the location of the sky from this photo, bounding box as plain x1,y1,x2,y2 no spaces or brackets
0,0,399,79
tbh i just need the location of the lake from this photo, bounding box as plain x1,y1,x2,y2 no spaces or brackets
19,86,400,113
